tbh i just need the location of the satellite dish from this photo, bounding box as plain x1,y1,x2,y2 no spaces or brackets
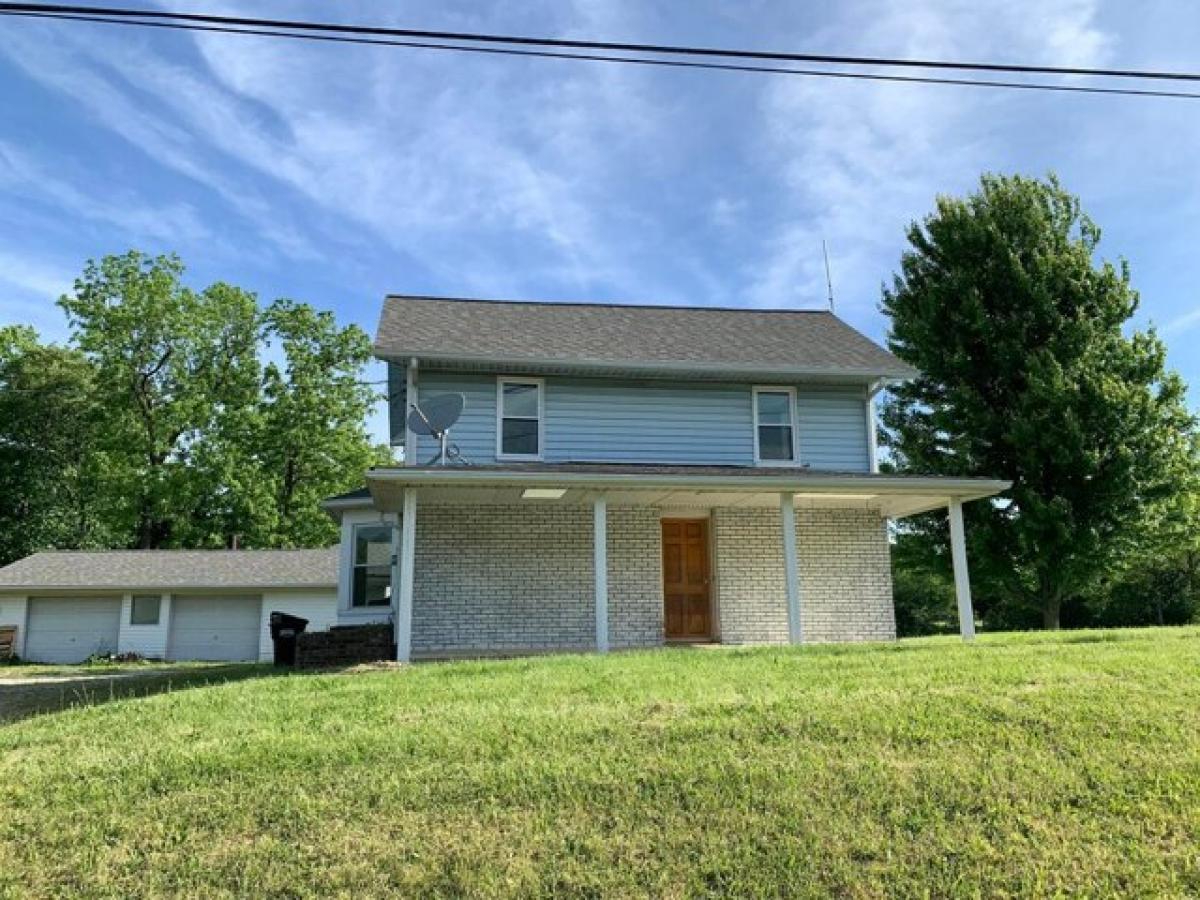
406,393,467,466
407,393,465,438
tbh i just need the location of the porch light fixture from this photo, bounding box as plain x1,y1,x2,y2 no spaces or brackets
522,487,567,500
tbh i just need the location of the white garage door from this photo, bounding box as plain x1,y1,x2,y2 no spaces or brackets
25,597,121,664
168,595,261,662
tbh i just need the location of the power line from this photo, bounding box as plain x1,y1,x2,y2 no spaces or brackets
4,9,1200,100
2,2,1198,84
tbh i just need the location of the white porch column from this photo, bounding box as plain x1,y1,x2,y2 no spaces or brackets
593,495,609,653
780,492,802,644
395,488,418,661
948,498,976,641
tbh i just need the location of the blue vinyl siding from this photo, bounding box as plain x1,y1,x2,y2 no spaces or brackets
393,364,871,471
796,388,870,471
545,378,753,465
413,371,497,465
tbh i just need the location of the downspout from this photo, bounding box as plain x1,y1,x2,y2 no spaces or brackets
865,378,886,474
404,357,419,467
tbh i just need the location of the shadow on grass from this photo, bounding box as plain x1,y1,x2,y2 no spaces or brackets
0,663,288,725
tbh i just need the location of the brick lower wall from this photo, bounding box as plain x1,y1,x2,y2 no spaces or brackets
713,509,791,644
796,509,896,642
411,504,661,654
403,503,892,654
714,507,895,644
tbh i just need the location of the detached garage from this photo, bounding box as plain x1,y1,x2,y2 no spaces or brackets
0,549,339,664
169,595,262,662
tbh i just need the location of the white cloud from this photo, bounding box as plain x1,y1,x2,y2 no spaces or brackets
0,141,212,245
0,251,70,299
0,251,73,339
0,21,327,261
746,0,1114,326
0,1,713,301
1164,307,1200,335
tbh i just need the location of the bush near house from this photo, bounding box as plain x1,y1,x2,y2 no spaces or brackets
2,628,1199,897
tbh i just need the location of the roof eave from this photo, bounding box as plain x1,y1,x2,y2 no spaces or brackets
0,581,338,593
365,466,1010,501
372,349,917,382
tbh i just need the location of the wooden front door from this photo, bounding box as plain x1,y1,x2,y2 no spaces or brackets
662,518,713,640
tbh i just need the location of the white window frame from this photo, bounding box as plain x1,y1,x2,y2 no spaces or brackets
495,376,545,461
752,386,800,466
350,522,393,609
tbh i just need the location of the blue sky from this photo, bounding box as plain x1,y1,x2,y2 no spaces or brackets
1,0,1198,442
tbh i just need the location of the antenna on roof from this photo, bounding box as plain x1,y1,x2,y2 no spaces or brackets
822,239,835,313
406,393,467,466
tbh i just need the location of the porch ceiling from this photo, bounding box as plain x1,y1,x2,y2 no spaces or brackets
360,464,1009,519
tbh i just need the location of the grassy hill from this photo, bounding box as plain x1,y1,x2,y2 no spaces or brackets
2,628,1199,897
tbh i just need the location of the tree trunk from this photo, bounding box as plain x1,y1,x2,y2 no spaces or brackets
1042,594,1062,630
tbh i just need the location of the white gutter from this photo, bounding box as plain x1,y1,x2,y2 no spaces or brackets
374,351,917,382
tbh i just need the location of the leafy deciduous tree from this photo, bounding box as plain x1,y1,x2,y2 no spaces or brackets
881,173,1197,629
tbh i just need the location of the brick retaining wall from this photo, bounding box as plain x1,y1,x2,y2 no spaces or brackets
296,624,394,668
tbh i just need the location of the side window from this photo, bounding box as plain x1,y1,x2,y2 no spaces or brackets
754,387,797,464
130,595,161,626
352,524,392,607
497,377,543,459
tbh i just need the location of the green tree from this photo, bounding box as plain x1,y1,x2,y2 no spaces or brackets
0,326,112,564
59,253,262,548
881,173,1197,629
248,298,387,547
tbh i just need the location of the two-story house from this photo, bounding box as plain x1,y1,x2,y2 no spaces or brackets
0,294,1007,664
324,296,1008,661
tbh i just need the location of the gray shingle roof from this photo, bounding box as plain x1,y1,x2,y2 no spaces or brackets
0,548,338,591
375,296,915,379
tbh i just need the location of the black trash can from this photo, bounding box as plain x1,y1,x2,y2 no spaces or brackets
269,612,309,666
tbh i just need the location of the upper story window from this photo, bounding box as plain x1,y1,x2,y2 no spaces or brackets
753,387,798,465
497,377,544,460
352,524,392,608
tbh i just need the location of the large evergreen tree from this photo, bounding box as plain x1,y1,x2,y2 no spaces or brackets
881,174,1197,629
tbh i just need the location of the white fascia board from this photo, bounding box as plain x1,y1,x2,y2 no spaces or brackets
366,468,1011,500
373,351,916,383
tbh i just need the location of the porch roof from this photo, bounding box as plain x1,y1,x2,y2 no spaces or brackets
346,464,1009,519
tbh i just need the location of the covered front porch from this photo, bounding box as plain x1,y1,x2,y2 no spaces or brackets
332,465,1008,661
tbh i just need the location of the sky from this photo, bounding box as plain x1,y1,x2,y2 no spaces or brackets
1,0,1198,443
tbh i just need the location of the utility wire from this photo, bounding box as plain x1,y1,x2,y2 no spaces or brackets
4,9,1200,100
2,2,1199,84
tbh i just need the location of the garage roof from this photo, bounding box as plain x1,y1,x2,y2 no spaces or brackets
0,548,339,591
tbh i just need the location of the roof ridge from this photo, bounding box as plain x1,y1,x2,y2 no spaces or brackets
384,294,837,316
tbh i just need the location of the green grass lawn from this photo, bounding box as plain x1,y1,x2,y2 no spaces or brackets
2,628,1199,897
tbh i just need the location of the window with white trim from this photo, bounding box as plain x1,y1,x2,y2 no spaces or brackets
352,524,392,608
497,377,543,459
753,387,798,464
130,595,161,626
